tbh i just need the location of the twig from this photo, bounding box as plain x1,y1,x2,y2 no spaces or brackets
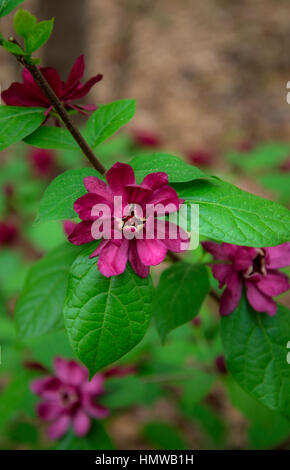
10,44,106,175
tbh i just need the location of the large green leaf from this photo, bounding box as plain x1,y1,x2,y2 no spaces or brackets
0,106,45,150
63,246,153,375
0,0,24,18
130,153,206,183
221,295,290,419
15,243,82,338
86,99,136,148
175,178,290,246
37,168,99,223
153,262,209,341
24,126,79,150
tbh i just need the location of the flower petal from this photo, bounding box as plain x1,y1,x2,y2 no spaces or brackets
128,240,150,278
72,410,91,437
98,239,129,277
211,264,233,288
147,186,180,214
219,272,243,316
37,401,62,421
153,219,189,252
266,243,290,269
124,184,152,205
41,67,63,97
84,176,113,201
74,193,110,221
82,374,105,396
63,221,77,237
106,162,136,196
256,272,289,297
65,55,85,92
141,172,168,190
69,74,103,100
233,247,257,271
1,82,48,107
83,400,109,419
30,376,61,398
54,357,88,386
47,415,71,440
202,241,237,261
246,281,277,316
136,238,167,266
68,221,94,245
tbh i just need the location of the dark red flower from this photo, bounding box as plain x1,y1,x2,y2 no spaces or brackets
0,220,18,247
67,162,190,278
29,148,57,178
202,241,290,316
187,149,213,167
1,55,102,116
131,129,162,148
235,141,254,153
279,157,290,172
215,355,227,375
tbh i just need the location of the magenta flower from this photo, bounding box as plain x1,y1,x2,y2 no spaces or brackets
30,357,109,440
1,55,102,116
131,129,162,148
67,162,189,278
29,148,57,178
279,157,290,172
187,149,214,167
202,241,290,316
0,220,18,247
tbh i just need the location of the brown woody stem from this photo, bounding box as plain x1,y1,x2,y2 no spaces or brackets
12,51,106,175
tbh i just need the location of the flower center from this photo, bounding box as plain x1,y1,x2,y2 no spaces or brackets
115,205,146,236
59,387,79,408
244,248,267,278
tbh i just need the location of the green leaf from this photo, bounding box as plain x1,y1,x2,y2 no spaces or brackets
142,422,187,450
37,168,99,223
153,262,209,342
0,371,32,433
15,243,82,339
24,126,78,150
259,173,290,204
227,142,290,173
86,99,136,148
1,39,24,55
0,106,45,151
13,8,36,36
63,246,153,375
180,371,214,411
55,422,114,450
130,153,206,183
25,18,54,53
175,178,290,247
102,376,147,409
0,0,24,18
227,380,290,450
221,295,290,419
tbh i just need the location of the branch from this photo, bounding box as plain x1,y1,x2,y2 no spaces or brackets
12,49,106,175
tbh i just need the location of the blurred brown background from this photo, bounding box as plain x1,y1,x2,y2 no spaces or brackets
1,0,290,154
